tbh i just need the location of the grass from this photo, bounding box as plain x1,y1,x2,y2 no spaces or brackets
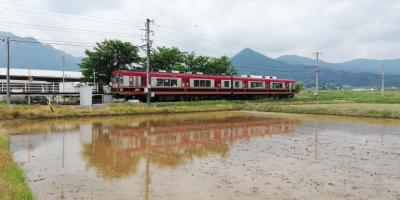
0,91,400,120
245,91,400,119
0,130,35,200
0,100,243,120
290,90,400,104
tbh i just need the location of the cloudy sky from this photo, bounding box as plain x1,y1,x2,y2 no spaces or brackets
0,0,399,62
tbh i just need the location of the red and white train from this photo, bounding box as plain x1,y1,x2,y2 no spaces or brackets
111,70,296,101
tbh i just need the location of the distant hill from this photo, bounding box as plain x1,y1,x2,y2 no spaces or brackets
231,48,291,68
232,48,400,87
0,32,81,71
276,55,400,75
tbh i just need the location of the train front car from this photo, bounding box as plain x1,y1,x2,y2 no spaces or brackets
111,70,296,101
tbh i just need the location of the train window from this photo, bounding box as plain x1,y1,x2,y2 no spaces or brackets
272,82,283,89
155,78,178,87
194,80,200,87
205,80,211,87
164,79,171,86
250,81,264,88
156,78,163,86
234,81,242,88
222,80,230,88
200,80,206,87
193,79,212,87
171,79,178,87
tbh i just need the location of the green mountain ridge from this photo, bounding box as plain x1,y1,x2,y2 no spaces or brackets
276,54,400,74
233,48,400,87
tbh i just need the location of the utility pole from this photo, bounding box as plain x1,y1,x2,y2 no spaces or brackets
145,18,153,105
381,65,384,96
313,52,322,97
6,37,10,105
62,56,65,93
93,69,96,91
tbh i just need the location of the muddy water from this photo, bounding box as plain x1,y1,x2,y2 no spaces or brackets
5,112,400,200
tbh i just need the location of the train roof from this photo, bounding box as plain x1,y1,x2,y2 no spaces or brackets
112,70,295,82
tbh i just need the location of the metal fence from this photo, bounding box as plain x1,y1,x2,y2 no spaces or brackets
0,82,99,94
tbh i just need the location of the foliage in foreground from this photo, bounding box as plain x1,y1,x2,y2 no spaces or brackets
80,39,141,85
0,131,35,200
150,47,237,75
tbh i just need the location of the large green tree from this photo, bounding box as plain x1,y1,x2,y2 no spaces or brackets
205,56,237,75
150,47,184,71
149,46,237,76
80,39,140,85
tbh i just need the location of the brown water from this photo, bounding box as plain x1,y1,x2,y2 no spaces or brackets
5,112,400,200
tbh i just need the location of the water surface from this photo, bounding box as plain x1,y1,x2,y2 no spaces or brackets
5,112,400,200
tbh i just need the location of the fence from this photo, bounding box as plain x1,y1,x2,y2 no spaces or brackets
0,82,99,94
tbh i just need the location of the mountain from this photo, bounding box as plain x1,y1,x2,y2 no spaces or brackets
277,55,400,75
232,48,291,68
276,55,316,66
232,48,400,87
0,32,81,71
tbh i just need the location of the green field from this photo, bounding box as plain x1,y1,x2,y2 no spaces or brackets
290,90,400,104
248,91,400,118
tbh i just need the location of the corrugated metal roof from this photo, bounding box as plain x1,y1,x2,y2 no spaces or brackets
0,68,82,79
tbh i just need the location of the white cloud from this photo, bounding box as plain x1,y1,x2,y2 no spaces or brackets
0,0,399,62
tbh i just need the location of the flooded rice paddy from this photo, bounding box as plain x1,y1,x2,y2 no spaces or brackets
4,111,400,200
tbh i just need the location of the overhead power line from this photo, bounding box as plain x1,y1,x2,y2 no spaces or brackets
0,2,144,27
0,21,143,38
9,39,97,48
156,24,276,53
0,1,278,54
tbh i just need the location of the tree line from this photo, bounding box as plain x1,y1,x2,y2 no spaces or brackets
80,39,237,85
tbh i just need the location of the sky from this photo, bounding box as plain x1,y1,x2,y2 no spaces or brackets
0,0,399,62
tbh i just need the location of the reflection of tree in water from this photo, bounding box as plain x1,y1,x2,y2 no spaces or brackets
81,116,294,179
82,124,143,179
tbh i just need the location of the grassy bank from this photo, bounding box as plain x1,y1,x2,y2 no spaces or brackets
245,103,400,119
285,90,400,104
0,130,35,200
0,91,399,121
0,101,242,120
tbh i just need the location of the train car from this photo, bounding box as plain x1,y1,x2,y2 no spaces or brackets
111,70,296,101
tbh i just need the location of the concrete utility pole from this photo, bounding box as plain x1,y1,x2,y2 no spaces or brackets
145,18,153,105
381,65,384,96
62,56,65,93
93,69,96,85
6,37,10,105
313,52,322,97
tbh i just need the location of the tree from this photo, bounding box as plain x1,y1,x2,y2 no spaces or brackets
150,46,237,76
295,82,305,93
80,39,140,85
206,56,237,75
190,55,210,73
150,47,184,71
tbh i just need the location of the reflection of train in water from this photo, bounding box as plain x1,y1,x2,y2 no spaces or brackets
101,116,295,154
9,114,296,180
111,70,296,101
